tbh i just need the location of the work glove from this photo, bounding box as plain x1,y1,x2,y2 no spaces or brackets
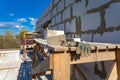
76,42,91,57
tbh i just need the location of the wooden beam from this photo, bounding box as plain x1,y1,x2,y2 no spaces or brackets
107,63,117,80
32,57,50,75
34,38,120,51
53,52,70,80
50,54,54,69
115,49,120,80
70,51,115,64
33,43,39,68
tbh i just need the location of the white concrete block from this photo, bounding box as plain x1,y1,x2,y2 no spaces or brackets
93,33,103,42
50,26,53,30
65,0,74,7
52,7,57,16
54,0,60,6
63,6,71,20
66,18,76,33
43,10,47,17
71,34,74,38
56,13,61,24
72,0,86,16
46,13,51,21
105,3,120,28
43,17,46,24
81,12,100,31
50,1,53,10
46,6,50,14
87,0,111,10
51,17,56,26
75,34,80,38
66,34,71,38
93,31,120,43
48,24,51,29
81,33,92,42
58,0,64,13
52,25,58,30
58,23,64,31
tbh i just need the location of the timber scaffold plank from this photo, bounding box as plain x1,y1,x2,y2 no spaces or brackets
32,38,120,80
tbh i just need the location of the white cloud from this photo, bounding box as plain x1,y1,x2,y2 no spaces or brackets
17,18,27,22
15,25,26,29
0,22,26,29
29,17,37,26
9,13,14,16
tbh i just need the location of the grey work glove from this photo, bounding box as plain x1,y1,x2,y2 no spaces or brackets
76,42,91,57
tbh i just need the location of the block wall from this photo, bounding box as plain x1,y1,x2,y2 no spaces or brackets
36,0,120,79
36,0,120,43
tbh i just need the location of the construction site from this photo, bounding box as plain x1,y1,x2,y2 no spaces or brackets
0,0,120,80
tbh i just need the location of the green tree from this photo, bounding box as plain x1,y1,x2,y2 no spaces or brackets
19,28,28,39
5,30,14,37
0,32,2,49
2,30,20,49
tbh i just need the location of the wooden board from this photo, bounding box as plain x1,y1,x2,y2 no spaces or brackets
47,35,65,46
53,52,70,80
115,49,120,80
47,30,64,37
32,57,50,75
70,51,115,64
108,63,117,80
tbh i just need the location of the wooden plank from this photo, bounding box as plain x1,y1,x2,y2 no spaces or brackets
47,35,65,46
33,44,39,68
49,46,76,52
53,52,70,80
70,51,115,64
107,63,117,80
83,41,118,46
34,38,47,46
34,38,120,51
115,49,120,80
47,30,65,37
32,57,50,75
50,54,54,69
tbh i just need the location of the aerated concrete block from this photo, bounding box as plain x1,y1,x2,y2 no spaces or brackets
62,6,71,20
58,0,64,13
66,18,76,33
105,3,120,28
81,12,100,31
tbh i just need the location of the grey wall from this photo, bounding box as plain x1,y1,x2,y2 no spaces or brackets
36,0,120,79
36,0,120,43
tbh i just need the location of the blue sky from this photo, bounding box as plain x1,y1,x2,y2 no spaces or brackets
0,0,51,35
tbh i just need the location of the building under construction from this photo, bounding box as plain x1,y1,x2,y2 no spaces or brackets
32,0,120,80
1,0,120,80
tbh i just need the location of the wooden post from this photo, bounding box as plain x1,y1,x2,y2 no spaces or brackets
33,43,36,68
53,51,70,80
23,32,27,62
32,43,39,80
72,64,76,80
107,63,117,80
115,49,120,80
